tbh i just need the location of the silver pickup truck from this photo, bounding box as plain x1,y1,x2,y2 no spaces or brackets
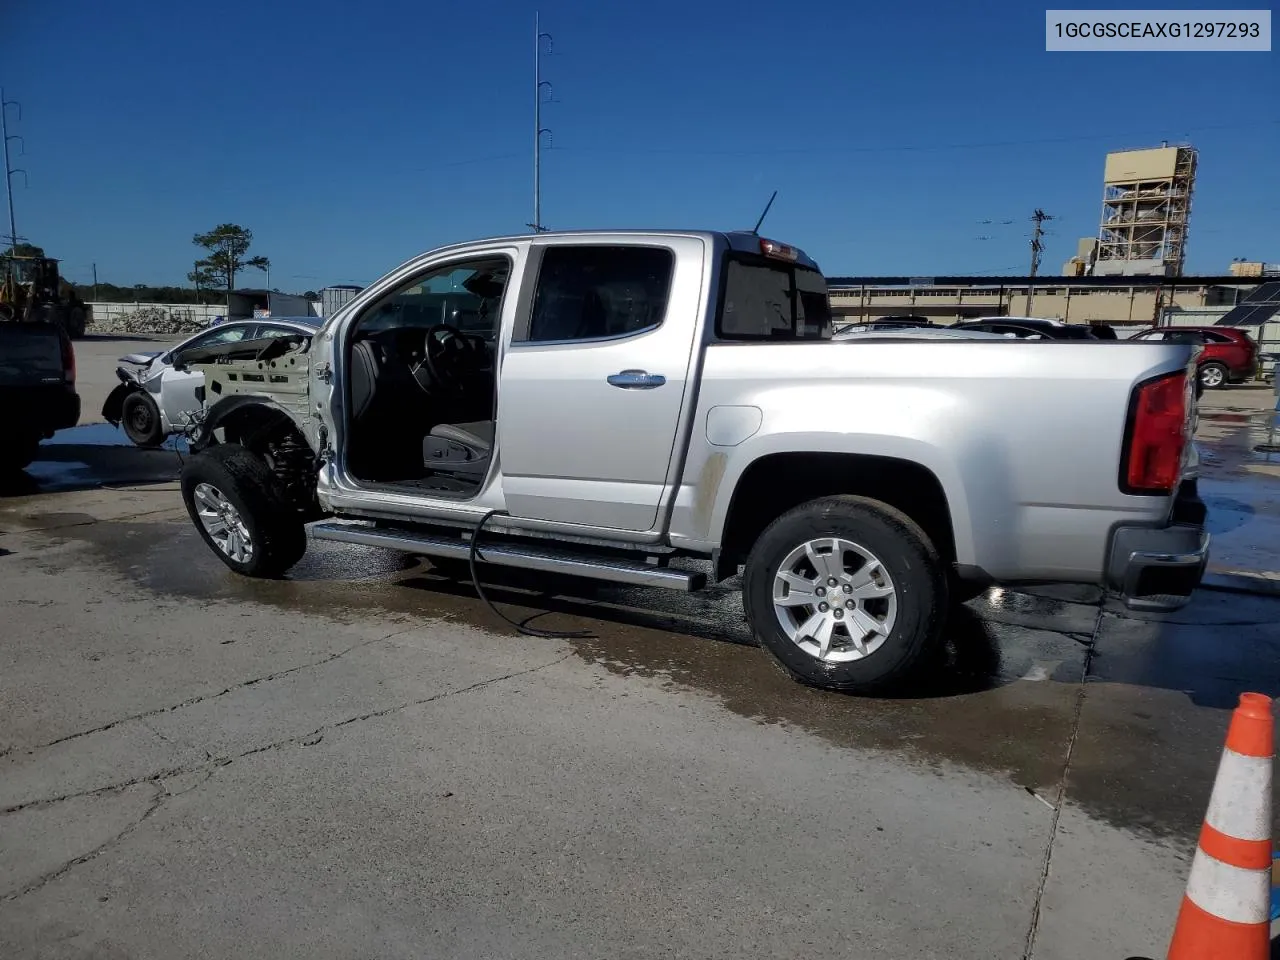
177,230,1208,693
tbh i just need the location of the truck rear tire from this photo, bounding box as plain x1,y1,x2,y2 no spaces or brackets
121,392,165,448
0,435,41,473
742,495,946,694
180,443,307,578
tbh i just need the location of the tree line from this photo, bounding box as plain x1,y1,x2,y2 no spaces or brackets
6,227,320,304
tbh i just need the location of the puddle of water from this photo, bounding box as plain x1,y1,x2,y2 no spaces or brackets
3,424,184,497
43,422,188,452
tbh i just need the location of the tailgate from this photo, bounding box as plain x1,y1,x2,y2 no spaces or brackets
0,325,67,386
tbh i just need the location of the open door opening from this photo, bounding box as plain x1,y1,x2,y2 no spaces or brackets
344,257,509,497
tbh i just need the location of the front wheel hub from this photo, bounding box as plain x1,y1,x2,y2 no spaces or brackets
771,537,899,663
192,482,255,563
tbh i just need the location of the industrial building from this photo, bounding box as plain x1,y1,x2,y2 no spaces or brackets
826,274,1249,327
1063,144,1198,278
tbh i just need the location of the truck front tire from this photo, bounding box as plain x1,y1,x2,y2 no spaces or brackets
742,495,946,694
180,443,307,578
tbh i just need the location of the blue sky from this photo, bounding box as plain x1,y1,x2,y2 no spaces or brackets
4,0,1277,289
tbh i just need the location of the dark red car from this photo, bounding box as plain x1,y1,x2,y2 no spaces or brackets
1127,326,1259,390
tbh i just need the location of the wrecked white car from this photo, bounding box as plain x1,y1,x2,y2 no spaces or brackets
178,230,1208,694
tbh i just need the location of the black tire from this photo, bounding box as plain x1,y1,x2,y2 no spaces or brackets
121,391,166,448
0,434,41,473
948,577,990,605
1198,361,1228,390
180,443,307,578
67,306,87,339
743,495,947,694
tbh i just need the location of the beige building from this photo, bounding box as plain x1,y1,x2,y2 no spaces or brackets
1093,145,1197,277
827,278,1245,327
1229,261,1278,278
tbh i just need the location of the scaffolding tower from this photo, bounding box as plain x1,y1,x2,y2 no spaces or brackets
1094,144,1197,277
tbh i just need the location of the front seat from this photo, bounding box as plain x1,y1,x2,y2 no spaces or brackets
423,420,494,481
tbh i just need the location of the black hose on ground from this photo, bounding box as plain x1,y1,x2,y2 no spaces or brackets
468,509,593,639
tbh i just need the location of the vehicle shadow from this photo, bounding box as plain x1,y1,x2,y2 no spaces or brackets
1,440,181,498
79,333,174,342
391,559,1009,700
1202,494,1255,535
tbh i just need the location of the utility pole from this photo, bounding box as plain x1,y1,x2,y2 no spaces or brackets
530,13,553,233
1025,208,1054,315
92,262,98,302
1,88,25,257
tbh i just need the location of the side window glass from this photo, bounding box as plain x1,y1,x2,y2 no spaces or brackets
205,326,249,345
358,259,509,336
524,245,674,343
257,325,305,340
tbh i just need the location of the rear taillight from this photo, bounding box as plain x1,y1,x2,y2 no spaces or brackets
1122,370,1190,494
61,332,76,383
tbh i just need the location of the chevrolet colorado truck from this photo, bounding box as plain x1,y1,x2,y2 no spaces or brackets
176,230,1208,693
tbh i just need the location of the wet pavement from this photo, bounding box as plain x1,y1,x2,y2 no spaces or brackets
1,383,1280,958
1197,399,1280,583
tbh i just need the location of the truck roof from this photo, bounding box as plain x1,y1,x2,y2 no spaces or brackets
412,229,822,273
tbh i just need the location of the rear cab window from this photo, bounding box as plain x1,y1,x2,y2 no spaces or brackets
716,253,831,342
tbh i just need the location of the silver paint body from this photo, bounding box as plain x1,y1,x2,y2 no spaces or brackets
235,231,1197,586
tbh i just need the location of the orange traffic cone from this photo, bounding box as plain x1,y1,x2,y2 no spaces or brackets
1166,692,1274,959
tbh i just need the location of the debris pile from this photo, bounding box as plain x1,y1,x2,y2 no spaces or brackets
88,306,209,336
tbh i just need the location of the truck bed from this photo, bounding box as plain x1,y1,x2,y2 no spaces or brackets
678,337,1196,583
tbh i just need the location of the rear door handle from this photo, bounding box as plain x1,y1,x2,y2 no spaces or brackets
607,369,666,389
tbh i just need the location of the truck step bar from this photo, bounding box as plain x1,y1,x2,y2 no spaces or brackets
310,521,706,592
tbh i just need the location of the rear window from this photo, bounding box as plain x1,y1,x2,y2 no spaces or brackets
717,258,831,341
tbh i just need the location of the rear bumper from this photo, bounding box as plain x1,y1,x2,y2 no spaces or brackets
1106,481,1209,611
0,385,80,438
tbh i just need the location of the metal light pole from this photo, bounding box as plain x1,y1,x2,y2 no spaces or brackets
531,14,553,232
1,89,24,254
1025,208,1054,316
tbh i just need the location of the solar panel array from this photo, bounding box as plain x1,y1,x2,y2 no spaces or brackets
1215,280,1280,327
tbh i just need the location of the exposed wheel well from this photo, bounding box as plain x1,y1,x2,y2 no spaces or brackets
199,401,317,514
716,453,956,577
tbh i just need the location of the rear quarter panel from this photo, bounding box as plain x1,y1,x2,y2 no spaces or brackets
670,338,1195,582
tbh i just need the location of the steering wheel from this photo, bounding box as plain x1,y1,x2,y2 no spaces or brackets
413,323,478,395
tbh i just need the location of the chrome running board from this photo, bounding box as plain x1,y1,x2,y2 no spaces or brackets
311,521,705,592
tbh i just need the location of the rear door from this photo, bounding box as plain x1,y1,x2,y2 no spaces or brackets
497,236,706,533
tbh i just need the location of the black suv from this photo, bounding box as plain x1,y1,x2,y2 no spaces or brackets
952,317,1102,340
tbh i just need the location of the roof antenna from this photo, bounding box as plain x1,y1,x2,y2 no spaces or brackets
750,190,778,236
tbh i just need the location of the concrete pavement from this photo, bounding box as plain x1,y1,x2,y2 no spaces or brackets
3,461,1279,958
2,340,1279,958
